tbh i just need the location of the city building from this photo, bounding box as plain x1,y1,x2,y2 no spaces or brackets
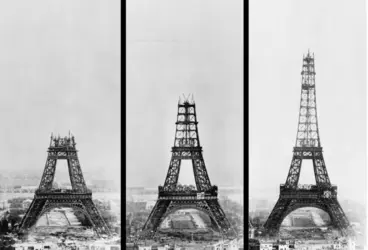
88,244,121,250
9,198,25,212
114,224,121,235
13,242,56,250
138,246,152,250
204,239,238,250
156,246,170,250
276,242,289,250
333,241,342,249
22,199,33,210
249,239,260,250
260,241,273,250
342,238,356,250
126,243,138,250
223,239,238,250
0,200,9,210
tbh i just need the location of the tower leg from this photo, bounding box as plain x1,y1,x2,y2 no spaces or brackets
324,199,350,233
82,199,111,235
143,200,171,232
263,198,291,235
19,198,47,231
206,201,230,230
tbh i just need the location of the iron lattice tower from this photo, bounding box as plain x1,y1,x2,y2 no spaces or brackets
142,96,235,238
263,52,350,235
19,134,110,236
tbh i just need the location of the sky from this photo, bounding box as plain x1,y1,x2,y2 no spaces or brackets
0,1,120,187
126,0,243,188
250,0,366,205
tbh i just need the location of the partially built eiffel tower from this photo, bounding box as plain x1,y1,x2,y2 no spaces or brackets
142,96,235,238
19,133,110,236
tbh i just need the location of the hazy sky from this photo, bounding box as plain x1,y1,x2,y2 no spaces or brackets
127,0,243,188
0,1,120,185
250,0,366,204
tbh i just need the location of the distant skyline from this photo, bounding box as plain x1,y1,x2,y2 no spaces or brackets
0,1,120,190
250,0,366,204
127,0,243,188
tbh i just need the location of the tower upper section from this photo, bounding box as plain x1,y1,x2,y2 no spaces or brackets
295,51,321,149
173,94,201,149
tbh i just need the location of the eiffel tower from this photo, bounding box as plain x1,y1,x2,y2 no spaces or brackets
263,51,350,235
142,95,235,238
18,133,110,236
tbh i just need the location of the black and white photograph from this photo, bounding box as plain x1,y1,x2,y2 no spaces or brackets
127,0,244,249
0,1,121,248
249,0,366,249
